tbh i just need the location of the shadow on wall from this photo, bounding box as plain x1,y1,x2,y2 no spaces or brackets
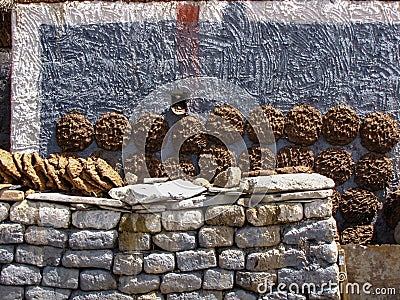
0,47,11,151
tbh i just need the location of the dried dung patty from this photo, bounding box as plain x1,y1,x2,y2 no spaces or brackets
124,152,166,180
314,148,354,186
205,105,245,145
92,156,123,188
162,157,197,180
331,189,340,215
171,116,207,155
354,152,393,191
83,157,114,191
44,153,72,192
340,225,374,245
0,148,21,181
199,144,236,181
275,166,312,174
276,146,314,169
131,113,169,153
322,105,360,146
340,188,381,225
95,112,131,151
382,190,400,229
360,112,399,153
246,105,285,145
56,112,94,152
284,105,322,146
238,146,276,172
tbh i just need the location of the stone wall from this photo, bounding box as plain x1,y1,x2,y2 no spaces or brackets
0,189,339,299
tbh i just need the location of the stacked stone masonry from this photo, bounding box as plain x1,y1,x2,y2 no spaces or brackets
0,192,339,300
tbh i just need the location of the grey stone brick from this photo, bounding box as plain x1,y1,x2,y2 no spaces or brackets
119,232,151,251
72,210,121,230
304,199,332,219
25,226,68,248
119,274,160,294
176,249,217,271
144,252,175,274
224,290,257,300
0,223,24,244
205,205,245,227
0,285,24,300
69,230,117,249
80,269,117,291
0,263,41,285
38,203,70,228
246,203,303,226
236,271,277,293
246,248,286,271
162,210,204,231
199,226,234,248
42,266,79,289
119,213,161,233
152,231,196,252
160,272,202,294
113,253,143,276
62,250,113,270
235,226,280,248
203,269,234,290
15,244,63,267
25,286,71,300
71,290,134,300
9,201,38,225
0,245,14,263
0,202,10,222
218,249,245,270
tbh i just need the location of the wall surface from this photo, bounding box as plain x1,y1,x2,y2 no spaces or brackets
0,187,339,300
0,49,10,151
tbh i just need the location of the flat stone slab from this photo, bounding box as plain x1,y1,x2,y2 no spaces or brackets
27,193,126,208
240,173,335,194
109,180,206,206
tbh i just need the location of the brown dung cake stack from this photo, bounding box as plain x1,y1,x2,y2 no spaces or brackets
340,225,374,245
238,146,276,172
382,190,400,229
245,105,285,145
354,152,393,191
284,105,322,146
56,112,94,152
95,112,131,151
131,113,170,153
360,112,399,153
276,146,314,169
124,152,166,180
322,105,360,145
162,157,197,181
331,189,340,215
206,105,245,145
171,116,207,155
198,144,236,181
314,148,354,186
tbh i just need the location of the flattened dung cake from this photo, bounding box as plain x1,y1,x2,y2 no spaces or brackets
238,146,276,172
382,190,400,229
245,105,285,145
198,144,236,181
206,105,245,145
21,153,47,191
124,152,166,180
171,116,207,155
276,146,314,169
314,148,354,186
131,113,169,153
162,157,197,180
0,148,21,182
331,189,340,215
354,152,393,191
95,112,131,151
340,188,381,225
360,112,399,153
56,112,94,152
275,166,312,174
322,105,360,146
340,225,374,245
284,105,322,146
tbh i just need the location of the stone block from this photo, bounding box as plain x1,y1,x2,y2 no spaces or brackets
62,250,113,270
113,253,143,276
205,205,245,227
162,209,204,231
25,226,68,248
219,249,245,270
144,252,175,274
71,290,134,300
69,230,117,250
203,269,234,290
119,274,160,294
235,226,280,248
246,203,303,226
119,232,151,251
0,223,24,244
310,241,338,265
304,199,332,219
80,269,117,291
42,266,79,289
38,203,70,228
25,286,71,300
0,245,13,263
0,202,10,222
246,248,286,271
72,210,121,230
213,167,241,188
0,285,24,300
176,249,217,271
282,218,337,245
16,244,62,267
224,290,257,300
199,226,234,248
160,272,202,294
167,291,222,300
236,271,277,293
9,200,39,225
0,264,41,285
138,292,165,300
119,213,161,233
152,231,196,252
